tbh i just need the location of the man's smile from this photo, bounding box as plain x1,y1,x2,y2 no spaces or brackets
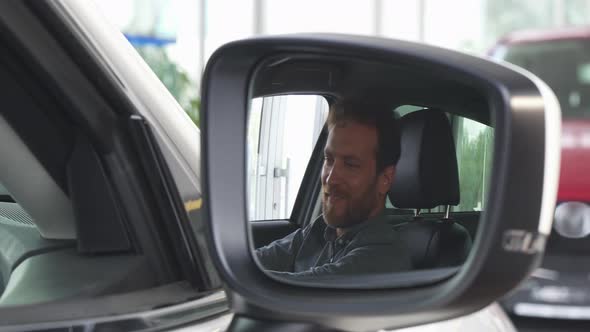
324,190,347,203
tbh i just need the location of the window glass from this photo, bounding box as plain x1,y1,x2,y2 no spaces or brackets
95,1,202,127
454,117,494,211
247,95,328,221
394,104,425,118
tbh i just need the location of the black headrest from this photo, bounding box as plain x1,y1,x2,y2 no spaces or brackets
389,110,459,209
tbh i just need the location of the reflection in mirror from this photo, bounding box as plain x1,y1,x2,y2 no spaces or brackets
247,95,328,220
247,56,494,288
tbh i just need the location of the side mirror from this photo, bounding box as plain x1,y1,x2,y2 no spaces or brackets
201,34,561,331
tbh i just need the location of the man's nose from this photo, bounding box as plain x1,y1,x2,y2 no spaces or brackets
325,162,343,185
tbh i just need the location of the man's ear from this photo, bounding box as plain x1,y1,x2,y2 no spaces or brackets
378,165,395,195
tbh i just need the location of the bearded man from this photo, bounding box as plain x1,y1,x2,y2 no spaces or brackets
255,99,412,277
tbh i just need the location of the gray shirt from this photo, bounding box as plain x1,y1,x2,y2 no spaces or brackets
255,213,412,278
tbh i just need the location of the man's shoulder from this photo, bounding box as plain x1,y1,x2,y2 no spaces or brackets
351,218,401,246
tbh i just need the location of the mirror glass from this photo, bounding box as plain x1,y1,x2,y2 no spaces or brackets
246,55,494,287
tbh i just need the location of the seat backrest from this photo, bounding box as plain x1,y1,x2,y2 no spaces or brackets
393,218,472,268
389,109,471,269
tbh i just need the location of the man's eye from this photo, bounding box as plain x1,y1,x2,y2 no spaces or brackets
345,161,360,168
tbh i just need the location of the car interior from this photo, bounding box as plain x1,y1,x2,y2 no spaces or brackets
0,18,187,307
0,59,154,307
388,109,472,269
248,54,492,274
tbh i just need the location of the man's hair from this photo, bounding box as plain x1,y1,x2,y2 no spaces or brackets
327,98,401,172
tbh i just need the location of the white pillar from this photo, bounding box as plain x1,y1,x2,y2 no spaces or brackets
253,0,264,35
198,0,206,76
418,0,426,42
374,0,383,36
553,0,566,26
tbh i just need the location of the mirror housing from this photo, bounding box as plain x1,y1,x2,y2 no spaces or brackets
201,34,561,331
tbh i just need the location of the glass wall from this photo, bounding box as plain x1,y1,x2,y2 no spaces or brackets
95,0,590,128
95,0,202,125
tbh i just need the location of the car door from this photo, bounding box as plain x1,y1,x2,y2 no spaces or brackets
0,1,230,331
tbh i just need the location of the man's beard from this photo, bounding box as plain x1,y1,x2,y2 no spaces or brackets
322,179,379,229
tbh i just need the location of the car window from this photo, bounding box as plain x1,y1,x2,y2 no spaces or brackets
454,117,494,212
247,95,328,221
394,104,425,118
386,105,493,213
499,40,590,119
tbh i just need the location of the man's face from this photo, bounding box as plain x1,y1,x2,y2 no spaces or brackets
321,120,394,229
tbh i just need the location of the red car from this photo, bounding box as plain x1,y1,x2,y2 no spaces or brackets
491,27,590,322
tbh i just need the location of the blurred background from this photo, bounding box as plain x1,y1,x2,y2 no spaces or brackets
94,0,590,127
95,1,590,331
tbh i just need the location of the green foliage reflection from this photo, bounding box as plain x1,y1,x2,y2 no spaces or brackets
455,118,494,212
135,46,200,127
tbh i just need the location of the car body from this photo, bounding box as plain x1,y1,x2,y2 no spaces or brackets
0,1,559,331
491,27,590,322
